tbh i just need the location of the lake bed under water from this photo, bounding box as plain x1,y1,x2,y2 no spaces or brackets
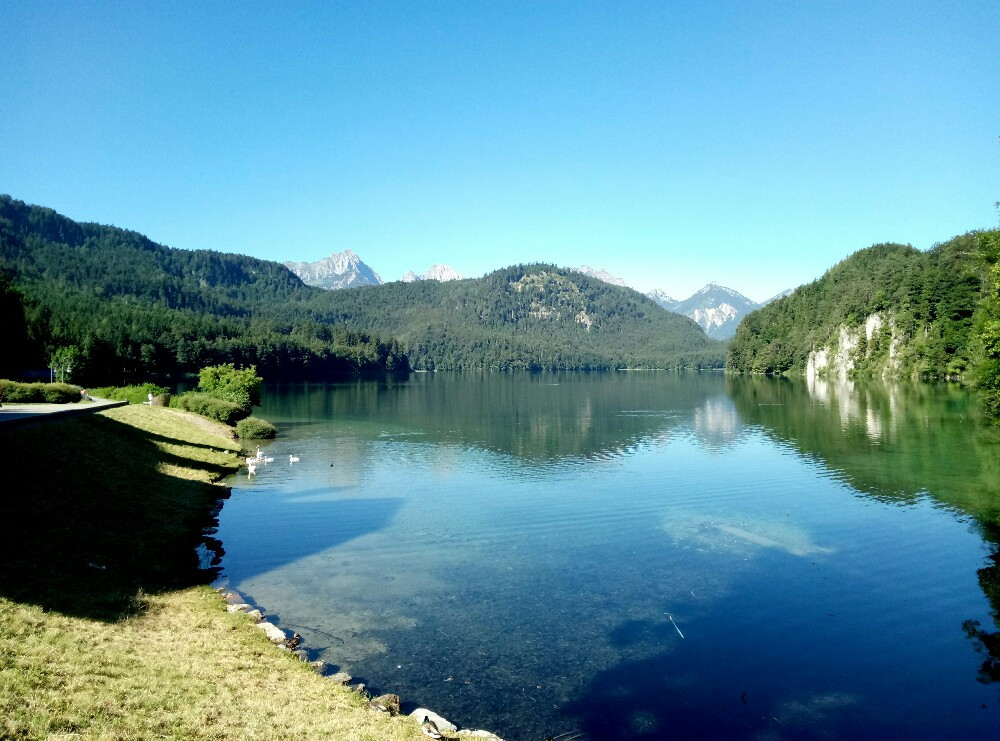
215,373,1000,740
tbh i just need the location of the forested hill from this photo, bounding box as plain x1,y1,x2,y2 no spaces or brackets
0,196,725,380
0,195,409,382
726,231,989,381
309,265,725,370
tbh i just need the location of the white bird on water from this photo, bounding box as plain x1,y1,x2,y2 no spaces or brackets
289,455,300,464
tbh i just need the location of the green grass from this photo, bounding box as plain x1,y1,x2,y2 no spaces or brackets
0,405,439,740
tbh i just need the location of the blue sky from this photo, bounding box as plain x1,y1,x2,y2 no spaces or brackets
2,1,997,302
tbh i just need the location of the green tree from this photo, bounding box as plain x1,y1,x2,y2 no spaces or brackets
48,345,81,383
972,230,1000,415
197,363,262,412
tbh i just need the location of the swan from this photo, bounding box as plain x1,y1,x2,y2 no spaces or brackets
289,455,300,463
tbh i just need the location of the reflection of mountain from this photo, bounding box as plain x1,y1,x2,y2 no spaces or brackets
691,394,748,452
261,372,729,464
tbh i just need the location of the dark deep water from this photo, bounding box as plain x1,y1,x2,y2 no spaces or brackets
214,372,1000,740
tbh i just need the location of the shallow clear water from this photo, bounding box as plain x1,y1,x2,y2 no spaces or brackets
215,372,1000,739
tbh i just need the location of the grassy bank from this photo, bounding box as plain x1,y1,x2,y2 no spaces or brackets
0,405,430,740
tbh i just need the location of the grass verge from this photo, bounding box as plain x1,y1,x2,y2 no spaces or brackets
0,405,431,740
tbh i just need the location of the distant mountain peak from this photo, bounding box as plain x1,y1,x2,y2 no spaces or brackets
403,264,464,282
423,264,463,281
576,265,627,287
663,283,760,340
646,288,679,311
284,250,383,290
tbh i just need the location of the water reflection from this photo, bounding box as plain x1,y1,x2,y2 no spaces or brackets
691,394,748,452
261,371,725,464
730,374,1000,687
214,373,1000,739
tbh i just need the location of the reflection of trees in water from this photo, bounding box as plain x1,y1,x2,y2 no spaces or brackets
965,522,1000,683
264,372,730,463
729,374,1000,685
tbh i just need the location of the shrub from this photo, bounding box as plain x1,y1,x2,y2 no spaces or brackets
40,383,81,403
235,416,277,439
89,383,170,405
172,392,247,425
1,380,39,402
0,380,80,404
197,364,262,413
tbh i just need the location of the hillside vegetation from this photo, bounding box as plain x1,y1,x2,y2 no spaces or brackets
312,264,725,370
0,195,408,383
727,232,990,382
1,195,724,378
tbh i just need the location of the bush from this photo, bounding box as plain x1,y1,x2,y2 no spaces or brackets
41,383,81,403
89,383,170,405
235,416,277,439
197,364,262,413
172,392,247,425
0,380,80,404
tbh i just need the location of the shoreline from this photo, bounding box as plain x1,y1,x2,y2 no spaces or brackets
211,582,501,739
211,456,505,740
209,563,504,740
1,404,489,740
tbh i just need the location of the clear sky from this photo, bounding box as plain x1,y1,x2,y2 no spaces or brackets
2,1,998,303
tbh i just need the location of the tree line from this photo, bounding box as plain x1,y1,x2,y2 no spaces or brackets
726,229,1000,412
0,195,726,380
0,195,408,383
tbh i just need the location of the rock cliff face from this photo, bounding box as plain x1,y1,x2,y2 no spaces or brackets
806,311,903,380
284,250,382,290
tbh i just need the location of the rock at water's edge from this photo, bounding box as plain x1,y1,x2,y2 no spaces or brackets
256,621,286,643
410,708,457,733
374,693,400,715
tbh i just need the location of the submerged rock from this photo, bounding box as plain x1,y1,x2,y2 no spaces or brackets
327,671,353,685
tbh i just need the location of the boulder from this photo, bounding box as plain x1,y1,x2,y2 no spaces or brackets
327,671,353,685
255,621,286,643
457,731,505,740
373,693,400,716
226,603,252,613
410,708,457,733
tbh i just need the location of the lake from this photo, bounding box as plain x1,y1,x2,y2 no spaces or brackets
214,372,1000,740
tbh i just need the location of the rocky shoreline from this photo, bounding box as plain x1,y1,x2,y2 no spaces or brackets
216,586,504,741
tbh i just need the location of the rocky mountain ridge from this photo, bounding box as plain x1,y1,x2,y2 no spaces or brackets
284,251,783,340
282,250,382,290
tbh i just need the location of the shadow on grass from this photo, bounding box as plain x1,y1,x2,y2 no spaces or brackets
0,414,237,621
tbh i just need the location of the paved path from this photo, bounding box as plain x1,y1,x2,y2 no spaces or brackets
0,398,129,427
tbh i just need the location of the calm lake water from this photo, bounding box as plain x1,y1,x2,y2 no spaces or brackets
215,372,1000,740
